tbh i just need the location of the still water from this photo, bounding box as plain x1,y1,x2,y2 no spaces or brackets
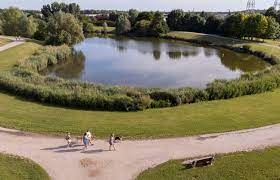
42,36,268,88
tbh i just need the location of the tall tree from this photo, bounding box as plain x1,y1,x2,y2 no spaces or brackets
205,15,223,34
128,9,139,25
115,14,131,35
1,7,23,36
265,7,277,19
265,16,280,39
149,11,169,37
223,13,247,38
18,15,37,38
47,12,84,45
167,9,185,30
41,2,80,19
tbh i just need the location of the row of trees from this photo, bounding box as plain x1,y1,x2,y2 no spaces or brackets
1,3,280,46
166,9,280,40
115,10,169,37
0,4,84,45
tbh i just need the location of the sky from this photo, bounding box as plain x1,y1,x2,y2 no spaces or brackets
0,0,275,12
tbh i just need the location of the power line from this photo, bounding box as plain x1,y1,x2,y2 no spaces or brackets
246,0,256,12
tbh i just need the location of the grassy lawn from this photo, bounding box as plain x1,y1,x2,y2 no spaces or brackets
137,147,280,180
0,153,50,180
0,38,12,47
0,42,41,71
0,89,280,139
92,25,115,33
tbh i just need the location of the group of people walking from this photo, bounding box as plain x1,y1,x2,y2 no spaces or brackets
65,130,116,151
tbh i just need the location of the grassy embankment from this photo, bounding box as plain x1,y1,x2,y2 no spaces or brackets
0,153,50,180
166,31,280,63
91,25,115,34
137,147,280,180
0,38,12,47
0,33,279,138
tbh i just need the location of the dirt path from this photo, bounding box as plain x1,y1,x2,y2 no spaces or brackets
0,124,279,180
0,36,25,52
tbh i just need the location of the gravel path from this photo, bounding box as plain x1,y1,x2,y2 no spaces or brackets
0,36,25,52
0,124,279,180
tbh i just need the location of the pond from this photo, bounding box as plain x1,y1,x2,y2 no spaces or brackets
41,36,268,88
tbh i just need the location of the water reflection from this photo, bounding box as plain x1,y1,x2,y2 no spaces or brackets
41,36,268,88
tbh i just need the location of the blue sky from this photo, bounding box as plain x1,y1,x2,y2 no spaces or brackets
0,0,274,11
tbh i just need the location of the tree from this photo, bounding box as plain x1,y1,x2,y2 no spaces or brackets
34,19,48,41
103,22,108,34
133,20,151,36
0,19,3,35
149,11,169,37
47,12,84,45
223,13,247,38
128,9,139,25
167,9,185,30
83,22,95,33
18,15,37,38
115,14,131,35
136,11,154,21
1,7,23,36
188,14,206,33
205,15,223,34
265,16,280,39
41,2,80,19
254,14,268,39
109,11,119,22
265,7,277,19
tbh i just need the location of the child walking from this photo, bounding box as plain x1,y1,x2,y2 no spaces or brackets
108,133,116,151
65,132,72,147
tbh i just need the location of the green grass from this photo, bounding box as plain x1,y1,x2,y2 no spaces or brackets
0,88,280,139
0,38,12,47
166,32,280,62
0,153,50,180
0,42,41,71
137,147,280,180
92,25,115,33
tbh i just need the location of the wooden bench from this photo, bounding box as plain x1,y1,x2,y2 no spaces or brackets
182,156,215,168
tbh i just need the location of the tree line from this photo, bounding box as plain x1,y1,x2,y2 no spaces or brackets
166,9,280,40
0,2,279,46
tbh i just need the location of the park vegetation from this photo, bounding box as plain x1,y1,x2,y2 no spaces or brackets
0,3,279,111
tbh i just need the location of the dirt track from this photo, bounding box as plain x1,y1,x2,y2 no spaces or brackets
0,124,279,180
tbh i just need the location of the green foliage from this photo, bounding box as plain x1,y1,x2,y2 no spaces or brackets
34,19,48,41
83,22,95,33
266,16,280,39
18,45,71,71
0,7,23,36
115,14,131,35
167,9,185,31
133,20,151,36
46,12,84,45
18,15,37,38
41,2,80,18
0,7,37,38
149,12,169,37
128,9,139,25
136,11,155,21
205,16,223,34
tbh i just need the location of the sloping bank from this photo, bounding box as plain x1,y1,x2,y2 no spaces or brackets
0,33,280,111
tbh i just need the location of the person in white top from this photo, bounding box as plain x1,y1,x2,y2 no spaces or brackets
86,130,94,145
